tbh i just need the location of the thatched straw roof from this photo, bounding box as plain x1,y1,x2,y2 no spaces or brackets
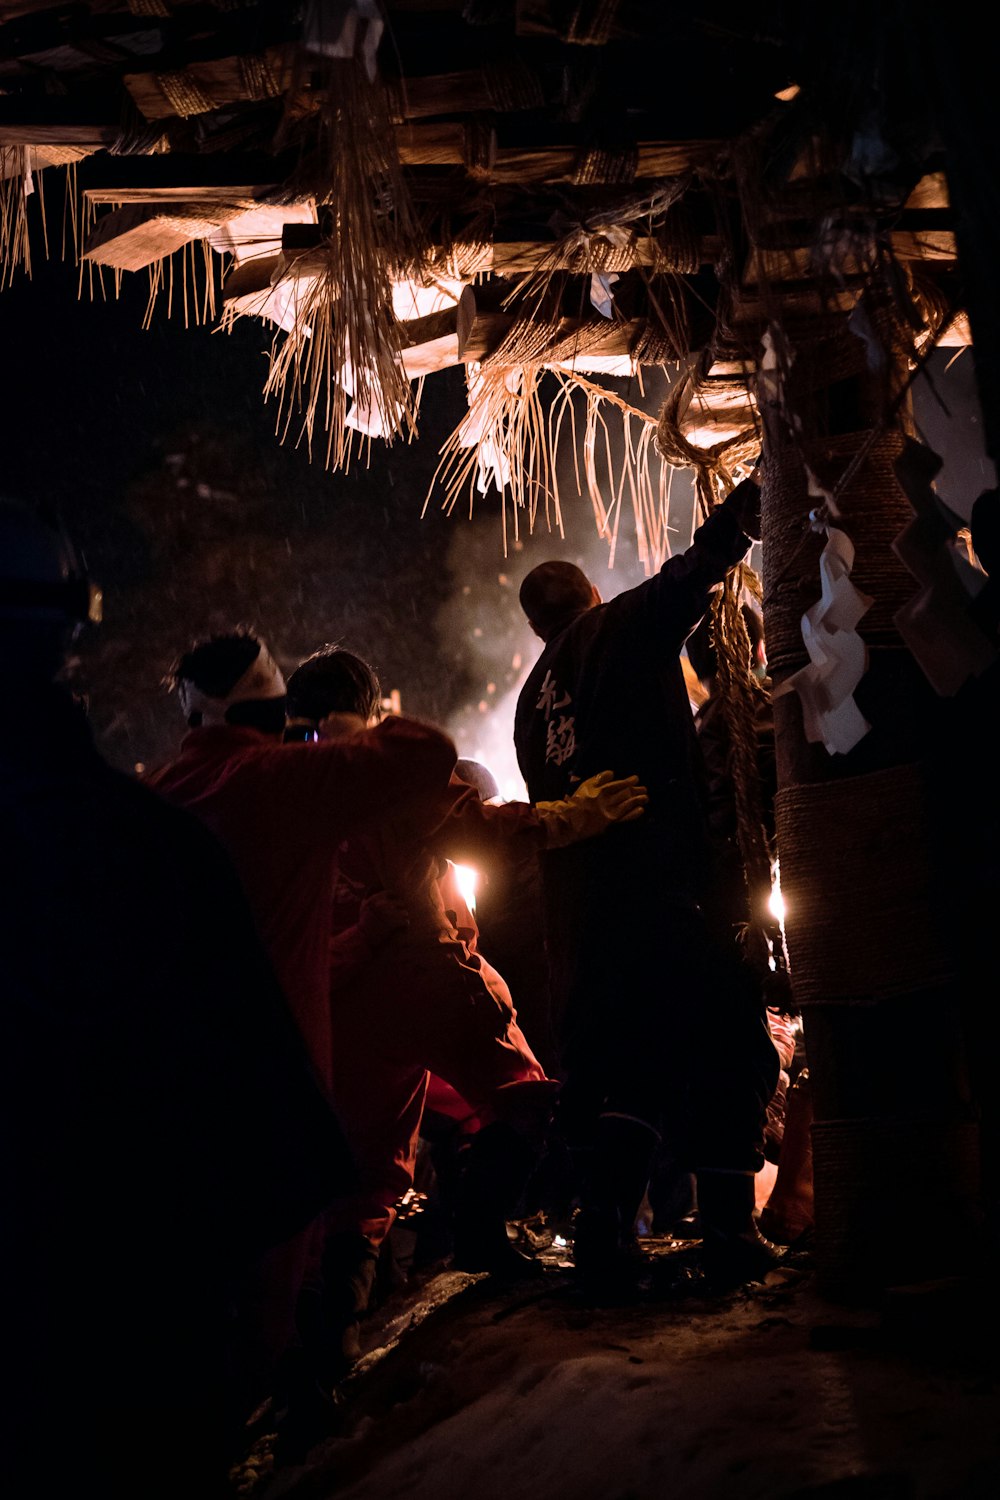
0,2,967,563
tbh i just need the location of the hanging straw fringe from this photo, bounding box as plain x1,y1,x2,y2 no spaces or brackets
1,148,35,288
428,360,679,571
265,53,428,470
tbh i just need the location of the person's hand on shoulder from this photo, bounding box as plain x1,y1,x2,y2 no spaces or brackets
536,768,649,847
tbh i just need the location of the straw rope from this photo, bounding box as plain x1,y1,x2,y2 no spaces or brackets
709,570,776,968
155,70,216,118
571,143,639,187
774,763,958,1007
761,428,919,675
505,182,691,310
565,0,622,46
484,59,544,114
654,200,701,273
655,359,759,516
810,1116,980,1294
629,319,685,366
238,53,282,103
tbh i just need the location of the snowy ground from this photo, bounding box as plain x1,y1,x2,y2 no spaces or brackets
235,1235,1000,1500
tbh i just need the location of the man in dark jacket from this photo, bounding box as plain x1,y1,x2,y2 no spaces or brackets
514,470,781,1291
0,499,351,1499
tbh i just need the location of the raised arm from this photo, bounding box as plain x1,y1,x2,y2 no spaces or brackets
636,471,761,646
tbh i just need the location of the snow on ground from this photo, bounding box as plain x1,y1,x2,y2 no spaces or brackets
240,1242,1000,1500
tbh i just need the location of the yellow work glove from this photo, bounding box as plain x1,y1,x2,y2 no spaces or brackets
536,769,649,849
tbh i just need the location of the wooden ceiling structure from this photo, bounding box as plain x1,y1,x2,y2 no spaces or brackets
0,1,973,566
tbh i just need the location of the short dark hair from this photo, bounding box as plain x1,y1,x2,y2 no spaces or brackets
170,627,262,698
518,561,594,641
286,646,381,724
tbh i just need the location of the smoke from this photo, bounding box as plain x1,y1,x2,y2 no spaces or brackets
434,368,696,800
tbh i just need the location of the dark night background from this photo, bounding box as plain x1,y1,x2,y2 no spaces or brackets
3,177,994,796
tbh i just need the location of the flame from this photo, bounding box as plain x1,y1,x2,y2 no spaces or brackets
452,862,479,913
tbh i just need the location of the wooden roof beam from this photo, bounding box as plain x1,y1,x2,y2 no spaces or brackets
82,200,243,270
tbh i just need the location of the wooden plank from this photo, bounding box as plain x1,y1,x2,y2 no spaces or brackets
725,284,862,326
276,232,712,279
891,229,957,262
389,64,543,121
394,121,724,180
209,200,316,263
457,297,665,363
904,172,950,211
395,120,467,166
0,122,117,146
123,47,293,121
223,256,281,302
397,305,461,376
489,236,667,272
744,227,957,288
0,143,94,178
84,185,287,206
82,201,239,270
936,310,971,347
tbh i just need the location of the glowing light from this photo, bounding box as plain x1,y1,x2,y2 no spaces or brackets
452,863,478,913
775,83,800,101
769,860,786,924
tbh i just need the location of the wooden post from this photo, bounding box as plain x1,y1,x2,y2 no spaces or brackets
759,318,985,1300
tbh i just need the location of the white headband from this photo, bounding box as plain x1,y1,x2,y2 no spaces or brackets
179,644,287,725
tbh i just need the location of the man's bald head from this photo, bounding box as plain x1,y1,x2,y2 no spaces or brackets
519,561,600,642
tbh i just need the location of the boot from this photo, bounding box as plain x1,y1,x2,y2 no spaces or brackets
450,1121,545,1279
696,1169,785,1287
571,1114,660,1296
314,1230,380,1382
272,1232,379,1465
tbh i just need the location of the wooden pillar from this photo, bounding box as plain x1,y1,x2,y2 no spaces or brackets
759,321,984,1300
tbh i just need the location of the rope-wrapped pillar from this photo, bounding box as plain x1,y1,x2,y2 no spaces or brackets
760,323,984,1300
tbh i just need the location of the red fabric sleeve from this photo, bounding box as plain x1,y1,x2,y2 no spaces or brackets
246,715,457,842
431,774,546,865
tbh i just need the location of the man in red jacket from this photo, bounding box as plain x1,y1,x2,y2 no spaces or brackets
282,645,647,1410
147,626,458,1426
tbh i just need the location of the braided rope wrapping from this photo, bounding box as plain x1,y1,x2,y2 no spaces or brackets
155,70,216,118
774,763,958,1007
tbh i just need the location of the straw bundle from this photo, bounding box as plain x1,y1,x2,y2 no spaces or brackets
655,355,760,518
264,50,429,470
1,148,35,288
710,565,778,971
428,353,681,572
505,181,692,318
